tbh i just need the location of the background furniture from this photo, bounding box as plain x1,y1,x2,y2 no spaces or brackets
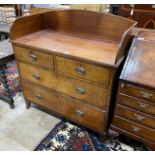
0,39,14,108
70,4,109,12
0,24,10,41
10,10,136,136
118,4,155,29
111,28,155,150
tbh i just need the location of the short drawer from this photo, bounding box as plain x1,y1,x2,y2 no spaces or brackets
57,75,108,109
17,62,56,89
118,94,155,116
14,46,54,69
113,116,155,142
120,82,155,103
115,104,155,129
56,56,110,85
22,83,106,133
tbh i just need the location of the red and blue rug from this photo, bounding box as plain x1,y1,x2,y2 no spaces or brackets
34,120,148,151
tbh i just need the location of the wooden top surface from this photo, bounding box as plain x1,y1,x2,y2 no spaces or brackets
120,38,155,89
132,28,155,41
13,30,120,66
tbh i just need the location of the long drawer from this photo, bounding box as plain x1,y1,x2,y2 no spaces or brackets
22,82,106,133
14,46,54,69
56,56,110,85
115,104,155,129
120,83,155,103
57,75,108,109
17,62,107,108
17,62,57,89
113,116,155,142
118,94,155,116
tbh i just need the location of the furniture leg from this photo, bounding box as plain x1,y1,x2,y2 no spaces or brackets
0,66,14,108
25,100,31,109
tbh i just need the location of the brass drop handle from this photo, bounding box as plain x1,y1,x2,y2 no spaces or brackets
34,94,43,99
75,87,86,94
29,54,37,61
140,91,153,99
75,110,84,117
32,73,40,80
138,101,150,109
134,113,145,121
75,66,86,75
132,126,141,133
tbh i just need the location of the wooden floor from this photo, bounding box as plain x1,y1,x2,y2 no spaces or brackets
0,93,60,151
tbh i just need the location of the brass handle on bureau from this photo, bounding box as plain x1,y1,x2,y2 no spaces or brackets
32,73,40,80
140,91,153,99
138,101,150,109
131,126,141,133
75,87,86,94
29,54,37,61
134,113,145,121
34,94,43,99
75,110,84,117
75,66,86,75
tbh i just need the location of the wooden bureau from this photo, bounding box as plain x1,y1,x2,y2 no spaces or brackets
10,10,136,134
111,29,155,150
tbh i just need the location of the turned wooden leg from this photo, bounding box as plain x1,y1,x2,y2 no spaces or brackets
9,99,15,109
26,101,31,109
0,67,15,109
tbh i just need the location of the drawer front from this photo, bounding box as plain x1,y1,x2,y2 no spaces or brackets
14,46,54,69
56,56,110,85
113,116,155,142
22,83,106,133
17,62,56,89
57,75,108,109
120,83,155,103
118,94,155,116
116,104,155,129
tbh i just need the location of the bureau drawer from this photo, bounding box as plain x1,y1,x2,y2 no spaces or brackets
118,94,155,116
113,116,155,142
120,83,155,103
17,62,56,89
22,83,106,133
57,75,108,109
115,104,155,129
56,56,110,85
14,46,54,69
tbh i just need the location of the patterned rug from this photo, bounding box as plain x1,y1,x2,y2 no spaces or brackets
0,60,21,98
34,120,148,151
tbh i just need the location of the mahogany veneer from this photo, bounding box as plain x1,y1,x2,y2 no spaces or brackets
10,10,136,134
111,29,155,150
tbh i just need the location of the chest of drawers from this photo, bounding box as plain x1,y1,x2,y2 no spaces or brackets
111,30,155,150
10,10,136,134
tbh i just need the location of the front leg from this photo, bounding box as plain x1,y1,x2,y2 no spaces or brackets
25,100,31,109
